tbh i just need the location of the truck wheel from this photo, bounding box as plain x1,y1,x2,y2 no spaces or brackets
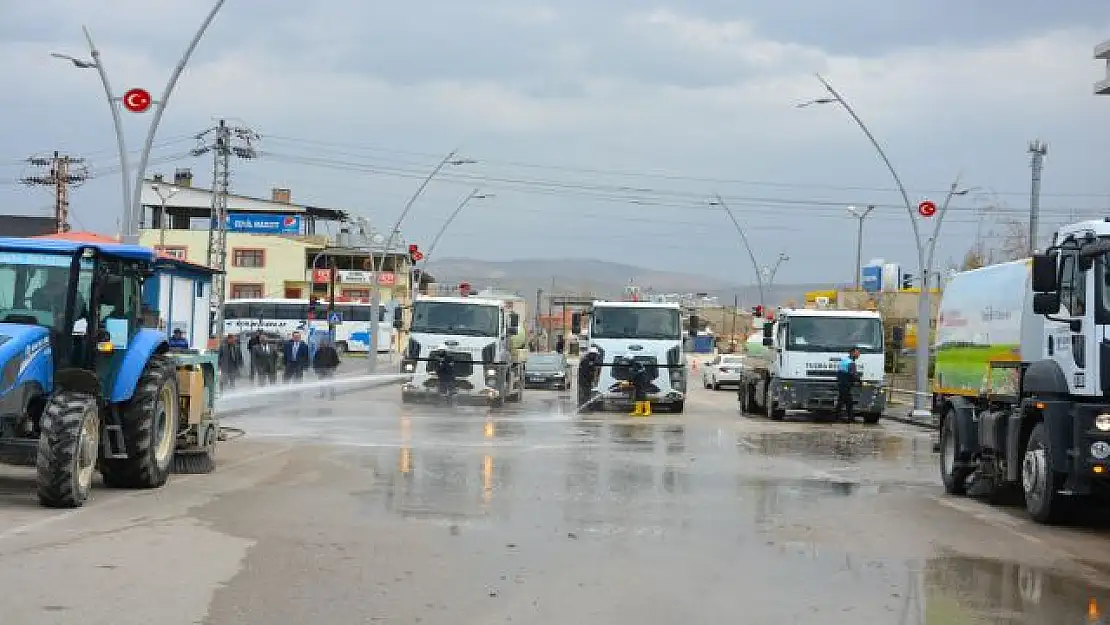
101,355,178,489
1022,422,1067,524
36,390,100,508
939,412,970,495
862,411,882,424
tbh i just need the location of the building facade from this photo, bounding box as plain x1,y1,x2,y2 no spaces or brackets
136,171,433,308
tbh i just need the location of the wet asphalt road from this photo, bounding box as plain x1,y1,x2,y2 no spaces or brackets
0,381,1110,623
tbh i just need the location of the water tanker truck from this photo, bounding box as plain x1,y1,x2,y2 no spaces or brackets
0,237,220,507
936,220,1110,523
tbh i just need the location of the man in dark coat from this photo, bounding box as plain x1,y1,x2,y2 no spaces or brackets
835,346,862,423
219,334,244,389
313,336,341,399
251,334,279,386
623,359,652,417
283,331,311,383
578,345,602,411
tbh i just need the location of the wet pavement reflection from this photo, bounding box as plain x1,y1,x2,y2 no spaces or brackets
224,387,1110,623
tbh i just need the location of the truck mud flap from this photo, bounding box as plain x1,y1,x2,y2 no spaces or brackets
950,401,980,460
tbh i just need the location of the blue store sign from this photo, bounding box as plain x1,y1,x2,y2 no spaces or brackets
227,213,301,234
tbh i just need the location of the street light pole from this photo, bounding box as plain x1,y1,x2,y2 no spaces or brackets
762,252,789,291
150,183,180,248
128,0,227,244
800,74,967,418
417,188,493,275
367,151,475,372
53,30,131,225
710,194,766,308
847,204,875,289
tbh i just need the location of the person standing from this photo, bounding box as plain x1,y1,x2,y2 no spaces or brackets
251,333,278,386
247,331,263,382
835,346,862,423
168,328,189,350
626,359,652,417
219,334,244,389
577,345,602,411
313,336,341,399
284,331,310,383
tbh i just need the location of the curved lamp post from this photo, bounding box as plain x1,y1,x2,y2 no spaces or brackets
798,74,970,418
710,194,766,308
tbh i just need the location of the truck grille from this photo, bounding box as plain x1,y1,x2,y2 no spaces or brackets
425,350,475,377
611,356,659,381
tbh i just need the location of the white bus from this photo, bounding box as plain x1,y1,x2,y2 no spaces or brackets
222,298,394,353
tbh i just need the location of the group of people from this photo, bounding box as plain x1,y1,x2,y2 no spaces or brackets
168,328,342,396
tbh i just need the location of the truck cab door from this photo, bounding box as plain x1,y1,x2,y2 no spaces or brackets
1054,250,1095,395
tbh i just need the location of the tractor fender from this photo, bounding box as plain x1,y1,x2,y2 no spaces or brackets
54,368,103,400
109,329,170,404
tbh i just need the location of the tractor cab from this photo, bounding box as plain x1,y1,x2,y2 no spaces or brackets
0,243,152,400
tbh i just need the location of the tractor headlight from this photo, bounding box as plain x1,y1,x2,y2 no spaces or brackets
1096,414,1110,432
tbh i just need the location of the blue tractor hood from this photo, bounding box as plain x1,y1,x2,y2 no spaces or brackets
0,323,51,364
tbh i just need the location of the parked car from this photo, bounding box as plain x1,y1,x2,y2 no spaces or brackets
525,353,571,390
701,354,746,390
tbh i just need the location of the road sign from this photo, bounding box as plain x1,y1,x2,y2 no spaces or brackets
917,200,937,217
122,88,152,113
328,311,342,324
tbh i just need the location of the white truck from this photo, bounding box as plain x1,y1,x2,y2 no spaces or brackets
738,308,886,423
397,295,525,407
937,220,1110,524
571,300,687,413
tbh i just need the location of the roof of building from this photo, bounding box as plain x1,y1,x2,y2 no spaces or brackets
22,232,218,274
141,179,348,221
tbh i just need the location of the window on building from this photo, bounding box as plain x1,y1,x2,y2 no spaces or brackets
155,246,187,260
230,283,264,299
232,248,265,268
341,288,370,302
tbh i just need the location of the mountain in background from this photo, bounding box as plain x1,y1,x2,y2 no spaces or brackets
425,257,845,308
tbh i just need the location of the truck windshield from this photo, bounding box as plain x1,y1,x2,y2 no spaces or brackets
0,251,83,335
411,301,499,337
786,317,883,353
591,307,680,340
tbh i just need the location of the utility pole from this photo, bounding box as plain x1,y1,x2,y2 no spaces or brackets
191,119,260,340
21,151,89,233
1027,140,1048,254
535,288,543,348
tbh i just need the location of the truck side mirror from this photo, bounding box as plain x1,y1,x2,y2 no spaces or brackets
891,326,905,350
508,312,520,334
689,315,700,336
1031,252,1058,292
392,306,404,329
1032,292,1060,316
571,312,581,335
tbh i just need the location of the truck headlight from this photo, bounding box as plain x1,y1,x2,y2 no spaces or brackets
486,368,497,377
402,362,415,373
1091,441,1110,460
1096,414,1110,432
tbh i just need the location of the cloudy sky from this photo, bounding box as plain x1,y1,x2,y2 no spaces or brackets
2,1,1110,286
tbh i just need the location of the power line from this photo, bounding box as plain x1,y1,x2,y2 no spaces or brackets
261,133,1110,200
20,151,90,233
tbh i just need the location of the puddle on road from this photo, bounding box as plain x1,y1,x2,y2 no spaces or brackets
926,554,1110,623
740,428,933,464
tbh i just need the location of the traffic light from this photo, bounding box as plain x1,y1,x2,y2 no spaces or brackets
902,273,913,290
408,243,424,263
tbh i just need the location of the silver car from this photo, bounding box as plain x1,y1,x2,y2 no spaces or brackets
701,354,745,390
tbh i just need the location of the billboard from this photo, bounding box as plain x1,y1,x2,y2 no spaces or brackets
861,265,882,292
227,213,301,234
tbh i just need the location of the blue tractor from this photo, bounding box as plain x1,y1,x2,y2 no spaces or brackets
0,237,220,508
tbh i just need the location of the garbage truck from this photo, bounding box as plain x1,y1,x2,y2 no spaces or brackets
737,308,886,423
936,221,1110,523
397,294,525,407
571,300,687,413
0,236,220,508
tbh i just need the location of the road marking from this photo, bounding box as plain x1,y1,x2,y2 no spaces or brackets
0,443,293,542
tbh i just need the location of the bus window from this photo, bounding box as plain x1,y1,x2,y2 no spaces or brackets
224,303,246,320
347,305,372,322
275,303,305,320
247,303,276,319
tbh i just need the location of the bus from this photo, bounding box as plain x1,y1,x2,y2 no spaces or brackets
222,298,395,353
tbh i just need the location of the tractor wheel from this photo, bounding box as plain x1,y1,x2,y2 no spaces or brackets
101,355,179,489
36,390,100,508
173,422,217,475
